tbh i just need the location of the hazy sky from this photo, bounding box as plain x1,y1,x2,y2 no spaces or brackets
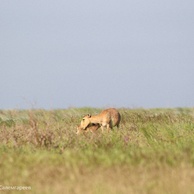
1,0,194,109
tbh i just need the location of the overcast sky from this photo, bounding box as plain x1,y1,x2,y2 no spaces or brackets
0,0,194,109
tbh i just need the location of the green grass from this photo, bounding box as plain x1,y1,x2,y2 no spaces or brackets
0,108,194,194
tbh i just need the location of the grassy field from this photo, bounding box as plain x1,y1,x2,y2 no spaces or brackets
0,107,194,194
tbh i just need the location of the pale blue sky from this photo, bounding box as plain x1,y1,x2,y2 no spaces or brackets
0,0,194,109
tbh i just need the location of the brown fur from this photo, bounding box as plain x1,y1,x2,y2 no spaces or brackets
76,123,100,135
79,108,121,132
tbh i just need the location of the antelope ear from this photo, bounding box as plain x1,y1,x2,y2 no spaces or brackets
87,114,91,118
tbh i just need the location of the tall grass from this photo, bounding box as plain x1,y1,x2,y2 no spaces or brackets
0,108,194,194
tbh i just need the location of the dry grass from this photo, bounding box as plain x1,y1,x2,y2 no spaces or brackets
0,108,194,194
